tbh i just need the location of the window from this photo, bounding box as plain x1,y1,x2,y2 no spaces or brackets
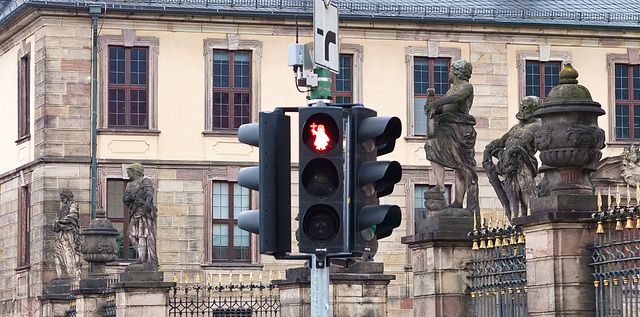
211,182,251,261
413,58,450,136
406,44,461,137
17,185,30,268
414,184,450,231
108,47,149,128
98,31,159,132
525,61,560,100
204,37,262,134
106,179,138,261
212,50,252,130
18,52,30,141
332,54,353,104
614,64,640,140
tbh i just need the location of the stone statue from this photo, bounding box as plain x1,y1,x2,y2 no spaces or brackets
424,60,479,213
53,189,82,280
123,163,158,269
622,145,640,186
483,96,542,219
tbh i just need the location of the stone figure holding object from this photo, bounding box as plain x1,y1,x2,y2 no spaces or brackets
483,96,542,219
123,163,158,269
424,60,479,214
53,189,82,280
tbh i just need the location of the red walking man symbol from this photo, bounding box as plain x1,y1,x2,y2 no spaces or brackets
310,122,330,151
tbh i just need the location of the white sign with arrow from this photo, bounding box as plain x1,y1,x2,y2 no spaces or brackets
313,0,339,73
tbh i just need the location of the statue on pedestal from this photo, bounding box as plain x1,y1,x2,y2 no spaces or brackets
123,163,158,269
424,60,479,214
53,189,82,280
483,96,542,219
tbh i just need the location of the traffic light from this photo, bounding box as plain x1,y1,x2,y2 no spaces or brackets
237,111,291,257
298,105,346,254
348,107,402,258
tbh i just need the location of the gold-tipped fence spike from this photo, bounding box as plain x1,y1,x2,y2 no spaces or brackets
627,217,634,229
487,238,494,248
218,273,222,284
608,187,612,210
184,273,189,284
196,273,200,284
259,271,263,283
594,280,600,288
480,238,487,249
239,273,243,283
597,188,602,211
489,216,493,228
616,219,623,231
597,221,604,234
517,233,525,244
495,236,502,247
527,205,531,216
496,210,500,227
481,211,485,228
616,185,621,208
207,274,211,284
472,240,479,250
502,236,509,246
269,270,273,281
510,233,517,245
250,272,254,283
473,210,477,231
173,274,178,283
628,184,631,206
229,273,233,284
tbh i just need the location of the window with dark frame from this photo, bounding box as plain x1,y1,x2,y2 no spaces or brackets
106,179,138,261
211,182,251,262
212,50,252,130
108,47,149,129
525,61,560,100
614,64,640,140
17,185,30,268
332,54,353,104
414,184,451,231
414,58,450,136
18,53,30,141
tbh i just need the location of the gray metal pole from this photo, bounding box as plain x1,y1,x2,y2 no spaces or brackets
89,5,101,220
311,254,330,317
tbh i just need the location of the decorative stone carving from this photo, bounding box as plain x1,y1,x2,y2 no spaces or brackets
80,211,119,281
533,64,605,195
53,190,82,280
483,96,541,219
123,163,158,270
622,145,640,186
424,60,479,214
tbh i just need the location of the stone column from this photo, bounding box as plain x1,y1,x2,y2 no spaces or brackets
514,196,597,317
112,283,174,317
275,262,395,317
402,232,472,317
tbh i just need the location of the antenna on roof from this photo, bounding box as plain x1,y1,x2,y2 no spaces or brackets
295,15,299,44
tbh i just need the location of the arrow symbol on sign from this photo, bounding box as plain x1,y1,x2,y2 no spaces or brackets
322,0,332,8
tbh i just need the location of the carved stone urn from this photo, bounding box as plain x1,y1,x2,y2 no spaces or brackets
534,64,605,195
81,214,119,277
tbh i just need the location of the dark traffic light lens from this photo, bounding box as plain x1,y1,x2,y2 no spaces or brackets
301,158,339,197
303,205,339,242
302,113,340,153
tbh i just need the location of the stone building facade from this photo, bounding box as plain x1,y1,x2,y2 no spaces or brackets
0,0,638,315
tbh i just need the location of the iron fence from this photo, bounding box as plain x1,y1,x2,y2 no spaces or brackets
468,218,527,317
591,189,640,316
103,290,116,317
169,273,280,316
66,298,76,317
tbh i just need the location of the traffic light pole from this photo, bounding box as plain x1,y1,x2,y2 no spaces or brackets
311,254,330,317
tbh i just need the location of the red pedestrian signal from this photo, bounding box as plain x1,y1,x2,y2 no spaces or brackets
302,113,340,153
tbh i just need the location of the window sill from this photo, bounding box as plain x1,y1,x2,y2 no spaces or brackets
606,140,640,147
15,135,30,145
15,265,30,272
98,129,161,136
202,130,239,137
405,136,428,142
201,262,264,269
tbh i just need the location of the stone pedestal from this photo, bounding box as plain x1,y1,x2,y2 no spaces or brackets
275,262,395,317
513,194,597,317
40,278,75,317
402,231,472,317
112,268,175,317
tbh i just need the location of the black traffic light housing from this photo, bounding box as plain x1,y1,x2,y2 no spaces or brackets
298,105,346,254
348,106,402,257
237,111,291,257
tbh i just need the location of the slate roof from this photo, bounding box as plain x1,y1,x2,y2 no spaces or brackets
1,0,640,29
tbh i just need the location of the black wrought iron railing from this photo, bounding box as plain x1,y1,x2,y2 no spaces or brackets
169,273,281,317
591,190,640,317
468,220,528,317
